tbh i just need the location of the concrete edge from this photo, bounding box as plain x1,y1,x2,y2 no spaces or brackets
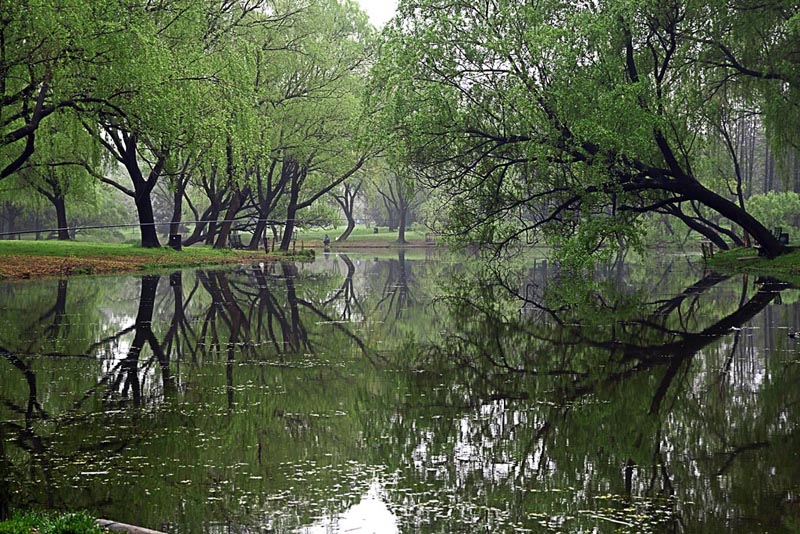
97,518,167,534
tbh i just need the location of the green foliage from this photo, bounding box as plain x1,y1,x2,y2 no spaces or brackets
296,201,340,229
0,511,104,534
546,202,646,273
0,0,382,249
373,0,799,260
746,191,800,239
255,0,374,227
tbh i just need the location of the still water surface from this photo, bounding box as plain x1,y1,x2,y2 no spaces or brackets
1,251,799,533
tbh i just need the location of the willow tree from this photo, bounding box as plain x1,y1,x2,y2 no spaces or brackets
204,3,287,250
16,111,100,239
248,0,375,252
84,0,265,248
696,1,800,150
0,0,128,181
375,0,798,259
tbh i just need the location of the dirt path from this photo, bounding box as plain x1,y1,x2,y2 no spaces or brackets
0,240,433,281
0,253,265,281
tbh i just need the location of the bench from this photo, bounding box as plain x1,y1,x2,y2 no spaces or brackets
756,227,790,256
774,227,790,245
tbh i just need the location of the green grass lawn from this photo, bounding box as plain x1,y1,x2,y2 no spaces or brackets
0,240,285,280
0,240,245,260
6,224,431,249
295,225,429,244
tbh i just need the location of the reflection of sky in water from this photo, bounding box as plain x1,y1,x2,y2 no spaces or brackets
96,307,164,402
298,481,399,534
412,400,555,488
98,329,164,402
97,308,133,375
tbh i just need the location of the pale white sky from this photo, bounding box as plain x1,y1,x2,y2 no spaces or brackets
355,0,398,28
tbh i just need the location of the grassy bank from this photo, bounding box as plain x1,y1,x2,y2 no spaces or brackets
705,246,800,284
0,241,309,281
296,226,429,245
0,511,105,534
0,228,439,281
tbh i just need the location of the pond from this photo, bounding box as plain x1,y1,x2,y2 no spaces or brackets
1,250,799,533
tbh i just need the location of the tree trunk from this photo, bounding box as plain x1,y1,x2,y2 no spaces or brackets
109,128,165,248
335,193,357,242
204,202,223,245
205,217,219,245
338,215,356,242
213,186,249,249
280,175,300,252
281,202,298,251
397,205,407,244
53,197,70,240
251,160,291,249
249,218,268,250
135,193,161,248
334,181,361,242
668,208,728,250
182,204,216,246
386,205,398,231
169,185,183,236
673,180,785,258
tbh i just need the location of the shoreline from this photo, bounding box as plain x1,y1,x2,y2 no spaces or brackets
704,246,800,285
0,251,271,281
0,239,434,282
0,242,302,282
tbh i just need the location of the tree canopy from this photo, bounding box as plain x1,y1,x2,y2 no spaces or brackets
2,0,798,255
0,0,382,247
374,0,800,259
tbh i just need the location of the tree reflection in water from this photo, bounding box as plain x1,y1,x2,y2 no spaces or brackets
394,260,799,532
0,255,798,532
